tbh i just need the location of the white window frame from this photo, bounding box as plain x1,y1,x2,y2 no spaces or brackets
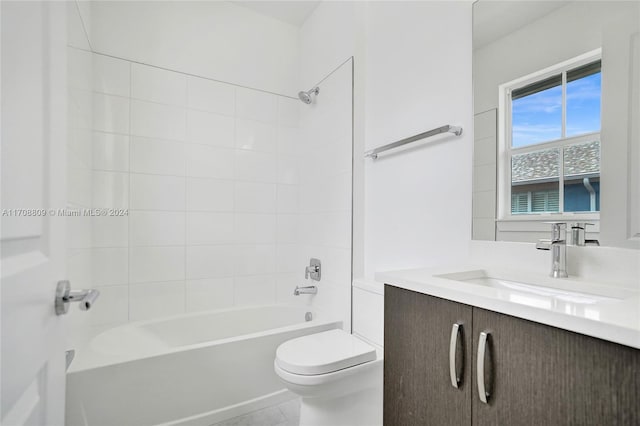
497,48,602,224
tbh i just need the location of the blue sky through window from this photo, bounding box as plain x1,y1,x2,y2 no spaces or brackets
566,72,601,137
511,72,601,148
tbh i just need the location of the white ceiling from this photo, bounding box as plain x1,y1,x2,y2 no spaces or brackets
473,1,568,49
232,1,321,27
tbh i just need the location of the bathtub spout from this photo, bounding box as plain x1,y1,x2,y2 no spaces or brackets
294,285,317,296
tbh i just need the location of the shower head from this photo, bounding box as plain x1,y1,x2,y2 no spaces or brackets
298,86,319,104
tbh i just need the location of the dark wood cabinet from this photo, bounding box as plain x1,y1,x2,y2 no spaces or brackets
384,285,640,426
472,307,640,426
384,284,472,426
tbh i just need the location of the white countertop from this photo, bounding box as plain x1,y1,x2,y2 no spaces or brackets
376,264,640,349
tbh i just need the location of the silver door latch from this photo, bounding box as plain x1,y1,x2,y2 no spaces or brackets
55,280,100,315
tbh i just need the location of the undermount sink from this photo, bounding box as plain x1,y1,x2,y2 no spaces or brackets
435,270,631,304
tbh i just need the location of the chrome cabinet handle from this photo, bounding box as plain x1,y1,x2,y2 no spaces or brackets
449,323,463,388
477,331,491,404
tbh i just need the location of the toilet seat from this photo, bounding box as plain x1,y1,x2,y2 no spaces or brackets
275,329,376,376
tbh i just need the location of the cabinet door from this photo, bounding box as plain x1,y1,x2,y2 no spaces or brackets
384,285,473,426
472,307,640,426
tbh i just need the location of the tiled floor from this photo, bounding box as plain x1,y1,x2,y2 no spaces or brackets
211,398,300,426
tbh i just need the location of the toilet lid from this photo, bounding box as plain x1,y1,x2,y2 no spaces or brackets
275,329,376,375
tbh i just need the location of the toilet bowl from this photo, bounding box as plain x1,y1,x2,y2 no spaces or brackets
274,329,383,426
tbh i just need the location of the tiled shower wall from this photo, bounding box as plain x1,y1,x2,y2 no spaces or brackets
71,51,306,327
298,61,353,330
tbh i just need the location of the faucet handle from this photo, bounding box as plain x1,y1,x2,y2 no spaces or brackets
536,239,552,250
544,222,566,241
571,222,599,246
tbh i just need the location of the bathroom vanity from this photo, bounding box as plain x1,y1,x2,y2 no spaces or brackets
381,266,640,426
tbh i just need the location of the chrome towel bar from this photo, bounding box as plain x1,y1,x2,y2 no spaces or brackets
364,124,463,159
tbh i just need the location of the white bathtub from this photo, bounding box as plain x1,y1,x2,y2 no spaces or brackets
66,305,340,426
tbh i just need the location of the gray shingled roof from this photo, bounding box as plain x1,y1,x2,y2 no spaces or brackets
512,140,600,183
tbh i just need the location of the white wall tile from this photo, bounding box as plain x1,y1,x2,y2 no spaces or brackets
186,109,235,147
93,132,129,172
131,100,186,141
186,212,234,245
66,215,92,249
473,189,496,218
186,245,235,279
92,248,129,286
187,77,235,116
276,185,298,214
236,87,277,124
92,216,128,248
93,93,130,134
186,178,234,212
277,153,298,185
235,182,276,213
129,211,185,246
67,168,92,207
129,281,185,321
321,211,351,249
324,247,351,285
68,249,92,287
234,214,276,244
185,278,234,312
235,245,276,276
278,97,299,128
277,126,300,157
235,119,277,152
473,163,496,192
129,246,185,283
130,174,185,210
130,137,186,176
276,244,299,273
235,150,277,183
92,171,129,208
131,63,186,106
93,54,130,97
276,273,308,305
235,275,276,306
69,128,93,170
88,285,129,326
474,135,497,167
185,144,234,179
276,214,299,244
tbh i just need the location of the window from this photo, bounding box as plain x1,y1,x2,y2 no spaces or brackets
501,53,601,218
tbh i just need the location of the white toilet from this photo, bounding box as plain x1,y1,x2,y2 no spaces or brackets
274,329,383,426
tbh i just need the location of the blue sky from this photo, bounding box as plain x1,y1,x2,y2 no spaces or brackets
512,72,601,147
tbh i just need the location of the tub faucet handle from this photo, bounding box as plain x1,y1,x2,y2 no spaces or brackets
304,258,321,281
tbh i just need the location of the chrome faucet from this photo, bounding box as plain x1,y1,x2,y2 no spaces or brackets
294,285,317,296
536,222,568,278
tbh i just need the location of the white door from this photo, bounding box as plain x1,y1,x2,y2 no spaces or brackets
1,2,69,425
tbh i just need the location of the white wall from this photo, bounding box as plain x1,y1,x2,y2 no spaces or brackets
88,1,300,96
363,1,473,277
